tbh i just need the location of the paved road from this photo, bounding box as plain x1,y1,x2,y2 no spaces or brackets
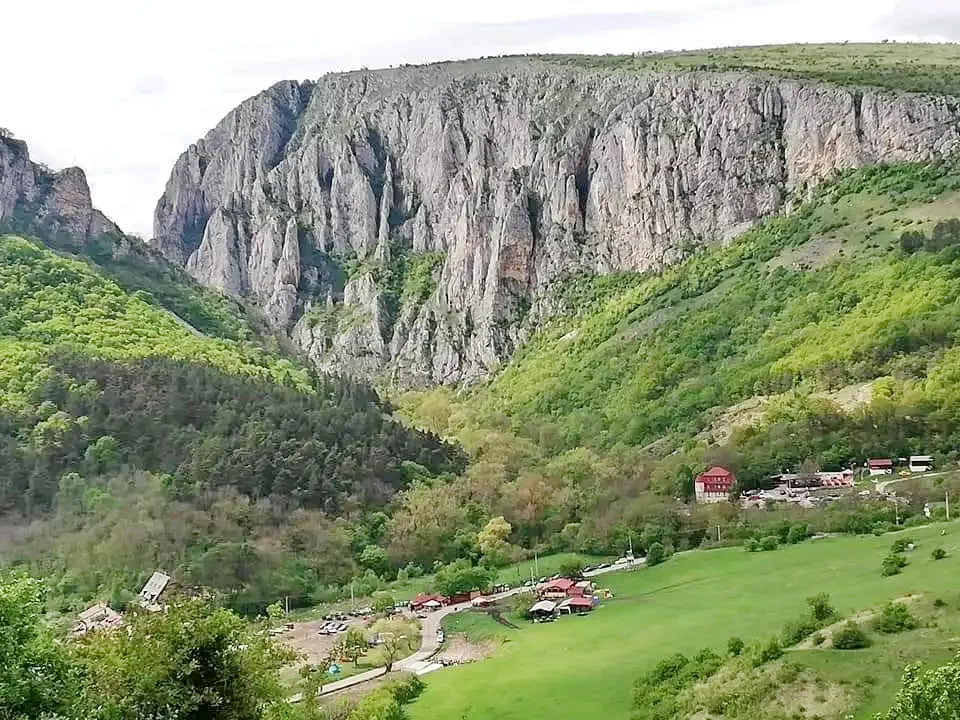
874,470,950,493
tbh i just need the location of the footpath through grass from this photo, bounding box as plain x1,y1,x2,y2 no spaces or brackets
409,524,960,720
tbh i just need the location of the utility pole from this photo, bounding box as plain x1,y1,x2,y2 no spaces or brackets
534,552,539,578
947,490,951,521
350,580,355,610
895,497,900,527
717,525,721,543
628,532,634,557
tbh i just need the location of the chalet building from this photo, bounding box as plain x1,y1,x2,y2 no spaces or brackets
909,455,934,473
695,466,735,503
867,459,894,476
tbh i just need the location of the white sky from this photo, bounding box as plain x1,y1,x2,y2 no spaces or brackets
0,0,954,237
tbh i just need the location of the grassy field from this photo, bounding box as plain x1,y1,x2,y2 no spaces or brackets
409,523,960,720
547,43,960,95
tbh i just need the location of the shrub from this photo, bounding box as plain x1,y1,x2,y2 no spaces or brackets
872,603,919,634
744,537,761,552
833,622,871,650
760,536,780,552
891,538,914,554
787,524,810,544
646,542,666,567
782,616,819,646
934,597,947,609
899,230,925,254
389,674,425,704
932,547,947,560
753,637,784,666
807,593,836,623
882,554,908,576
811,632,825,646
727,636,745,656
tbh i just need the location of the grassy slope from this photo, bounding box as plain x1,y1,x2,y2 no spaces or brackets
410,524,960,720
467,163,960,451
547,43,960,95
0,234,309,405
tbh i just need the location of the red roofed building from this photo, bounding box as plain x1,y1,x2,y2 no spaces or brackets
410,594,445,611
567,596,596,613
867,458,894,476
541,578,576,599
695,466,735,504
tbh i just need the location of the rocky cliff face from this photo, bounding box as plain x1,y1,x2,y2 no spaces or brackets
152,59,960,387
0,130,120,244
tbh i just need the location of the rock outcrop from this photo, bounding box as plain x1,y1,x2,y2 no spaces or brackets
151,59,960,386
0,130,120,244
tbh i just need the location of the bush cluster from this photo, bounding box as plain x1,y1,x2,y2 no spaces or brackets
882,554,909,577
832,621,871,650
872,603,919,634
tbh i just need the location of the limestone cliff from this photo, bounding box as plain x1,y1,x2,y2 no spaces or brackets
152,59,960,386
0,130,120,244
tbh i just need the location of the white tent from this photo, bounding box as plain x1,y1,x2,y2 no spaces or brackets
529,600,557,615
423,599,442,610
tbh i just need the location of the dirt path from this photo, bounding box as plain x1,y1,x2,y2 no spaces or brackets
793,594,923,649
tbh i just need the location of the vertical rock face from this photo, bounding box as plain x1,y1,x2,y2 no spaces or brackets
151,60,960,387
0,130,120,243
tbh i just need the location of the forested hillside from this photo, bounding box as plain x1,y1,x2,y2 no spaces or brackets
0,234,462,611
393,162,960,552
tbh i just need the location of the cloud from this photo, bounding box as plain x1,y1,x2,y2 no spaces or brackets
879,0,960,41
132,76,168,97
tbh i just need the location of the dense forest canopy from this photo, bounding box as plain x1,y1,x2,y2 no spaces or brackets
0,233,462,611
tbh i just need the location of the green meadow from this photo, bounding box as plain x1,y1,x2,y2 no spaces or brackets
410,524,960,720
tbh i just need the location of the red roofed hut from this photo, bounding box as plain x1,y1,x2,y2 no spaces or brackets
410,594,444,611
541,578,576,599
694,467,735,504
567,596,596,613
867,458,894,476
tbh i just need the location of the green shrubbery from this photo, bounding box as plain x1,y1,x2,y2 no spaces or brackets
872,603,919,634
727,636,745,656
646,542,666,566
932,547,947,560
891,538,915,554
882,554,909,577
832,621,871,650
752,637,784,666
550,43,960,97
780,594,837,646
760,536,780,552
632,649,723,720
